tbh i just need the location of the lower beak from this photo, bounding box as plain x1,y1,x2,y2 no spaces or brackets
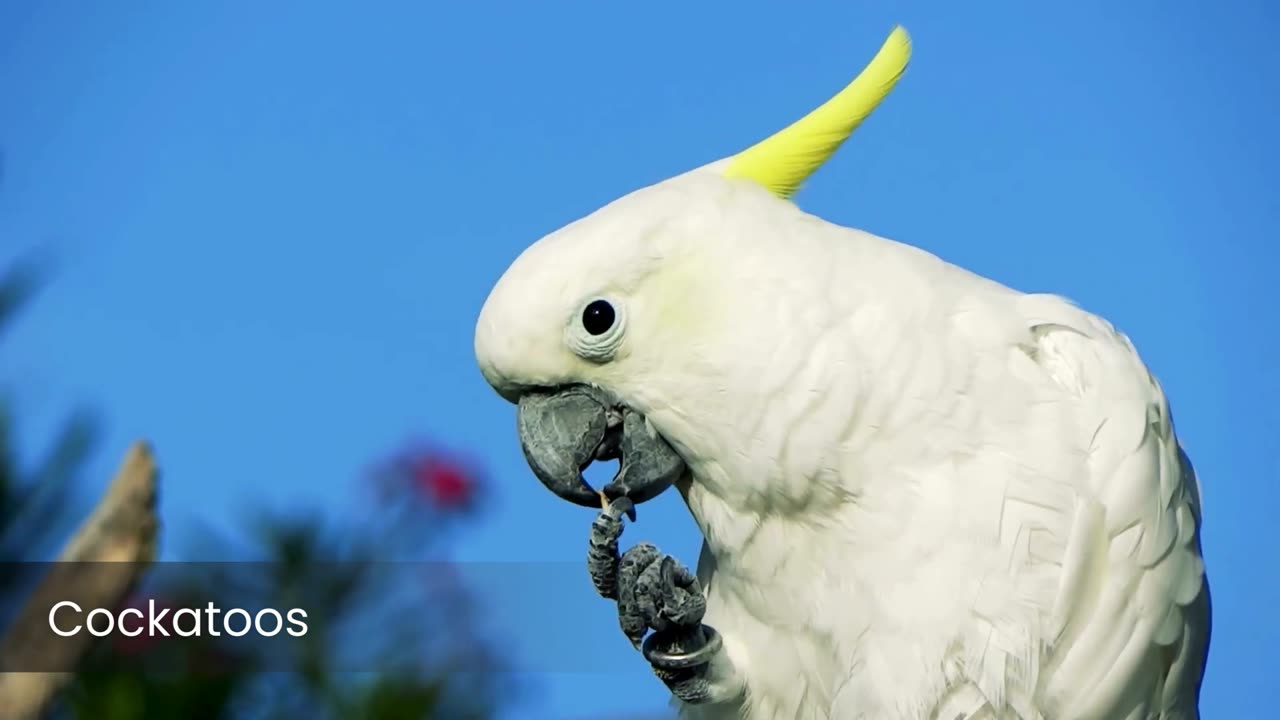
516,385,684,514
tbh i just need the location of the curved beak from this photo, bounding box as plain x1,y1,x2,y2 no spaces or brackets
516,386,684,516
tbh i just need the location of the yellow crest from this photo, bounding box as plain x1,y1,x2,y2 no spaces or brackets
722,26,911,199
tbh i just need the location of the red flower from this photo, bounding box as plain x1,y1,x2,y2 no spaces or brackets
407,451,477,509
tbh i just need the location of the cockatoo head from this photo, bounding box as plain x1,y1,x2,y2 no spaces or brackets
474,27,911,512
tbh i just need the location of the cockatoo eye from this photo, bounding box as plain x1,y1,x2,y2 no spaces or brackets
581,300,616,335
566,297,626,362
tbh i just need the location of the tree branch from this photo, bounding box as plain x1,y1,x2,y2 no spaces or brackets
0,441,161,720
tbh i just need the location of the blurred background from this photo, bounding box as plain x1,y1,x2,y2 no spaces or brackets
0,1,1276,718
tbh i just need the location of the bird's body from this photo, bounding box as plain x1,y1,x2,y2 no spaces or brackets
619,176,1211,720
473,26,1210,720
536,173,1213,719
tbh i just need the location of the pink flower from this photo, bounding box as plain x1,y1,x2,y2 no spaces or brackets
369,440,486,514
408,452,477,509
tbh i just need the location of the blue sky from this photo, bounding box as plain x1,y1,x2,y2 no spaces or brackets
1,1,1276,718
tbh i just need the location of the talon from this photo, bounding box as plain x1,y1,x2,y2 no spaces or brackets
617,543,661,647
634,554,666,632
659,555,705,627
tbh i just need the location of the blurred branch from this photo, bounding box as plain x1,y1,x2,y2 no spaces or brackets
0,442,161,720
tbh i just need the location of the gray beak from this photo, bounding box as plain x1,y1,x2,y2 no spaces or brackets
516,385,685,517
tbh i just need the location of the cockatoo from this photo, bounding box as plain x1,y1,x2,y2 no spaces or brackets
473,26,1211,720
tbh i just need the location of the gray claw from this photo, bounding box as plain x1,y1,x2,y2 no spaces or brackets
657,555,705,627
585,501,720,706
617,544,717,669
588,497,634,599
617,542,661,648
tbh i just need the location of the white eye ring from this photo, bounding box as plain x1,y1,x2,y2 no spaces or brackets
566,296,627,362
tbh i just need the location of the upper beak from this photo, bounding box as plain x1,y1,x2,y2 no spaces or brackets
516,385,685,515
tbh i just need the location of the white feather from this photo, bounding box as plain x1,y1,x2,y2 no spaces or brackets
475,171,1210,720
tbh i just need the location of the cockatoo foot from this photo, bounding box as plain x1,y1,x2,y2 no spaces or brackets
587,496,720,704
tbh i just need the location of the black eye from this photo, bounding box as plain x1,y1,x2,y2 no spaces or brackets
581,299,616,336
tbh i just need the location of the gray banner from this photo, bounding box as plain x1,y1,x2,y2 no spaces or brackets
0,561,648,674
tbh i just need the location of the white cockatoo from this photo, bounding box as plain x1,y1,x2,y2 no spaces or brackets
474,26,1210,720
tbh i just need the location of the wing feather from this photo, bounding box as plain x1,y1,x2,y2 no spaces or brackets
1015,295,1210,720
